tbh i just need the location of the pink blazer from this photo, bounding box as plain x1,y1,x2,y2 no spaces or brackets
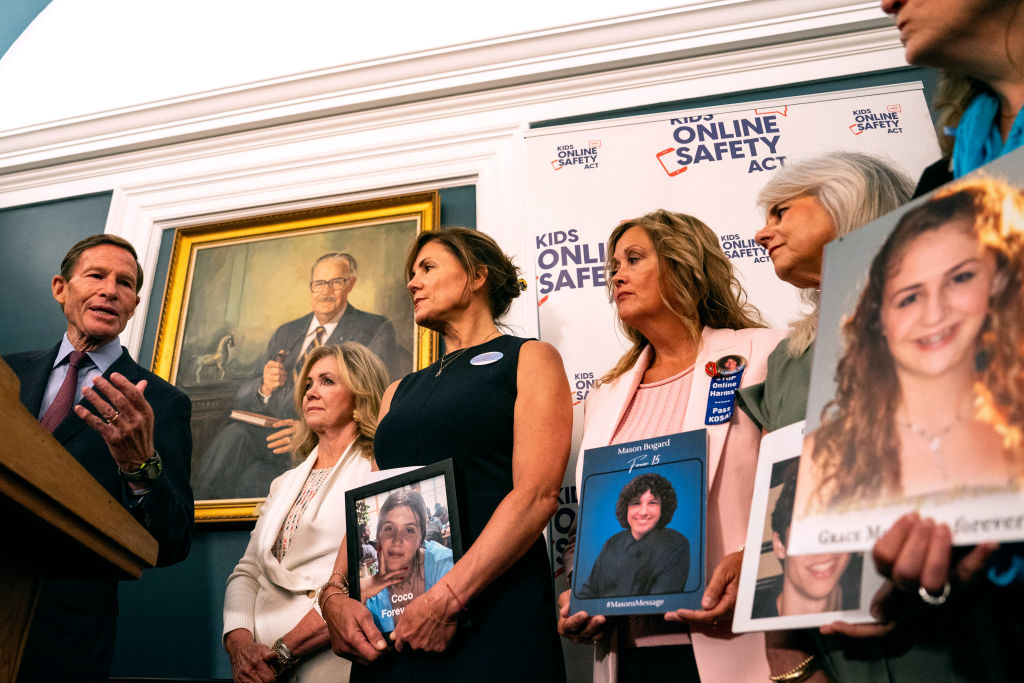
577,326,787,683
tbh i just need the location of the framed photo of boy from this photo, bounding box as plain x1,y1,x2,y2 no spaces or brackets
345,459,463,636
571,429,707,616
734,422,883,632
151,192,439,522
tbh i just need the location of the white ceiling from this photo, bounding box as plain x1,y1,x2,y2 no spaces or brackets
0,0,699,132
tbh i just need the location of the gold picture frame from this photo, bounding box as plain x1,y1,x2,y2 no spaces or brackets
152,192,439,522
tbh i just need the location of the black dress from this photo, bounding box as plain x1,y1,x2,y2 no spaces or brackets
356,335,566,683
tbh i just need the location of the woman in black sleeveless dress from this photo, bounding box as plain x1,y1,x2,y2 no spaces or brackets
321,227,572,682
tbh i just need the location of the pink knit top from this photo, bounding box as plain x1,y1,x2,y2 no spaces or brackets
612,367,693,444
611,365,695,647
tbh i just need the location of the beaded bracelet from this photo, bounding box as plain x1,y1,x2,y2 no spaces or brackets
317,578,348,610
320,588,348,610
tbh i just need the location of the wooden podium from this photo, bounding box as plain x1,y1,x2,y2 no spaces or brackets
0,358,158,681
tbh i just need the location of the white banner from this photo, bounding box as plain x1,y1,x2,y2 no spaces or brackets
524,83,941,578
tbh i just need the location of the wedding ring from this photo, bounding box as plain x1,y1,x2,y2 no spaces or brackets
107,411,121,425
918,581,951,606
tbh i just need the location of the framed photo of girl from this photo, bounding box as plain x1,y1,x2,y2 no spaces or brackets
150,192,439,522
789,151,1024,555
344,459,463,636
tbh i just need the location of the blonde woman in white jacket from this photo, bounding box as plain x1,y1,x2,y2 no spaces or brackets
223,342,387,682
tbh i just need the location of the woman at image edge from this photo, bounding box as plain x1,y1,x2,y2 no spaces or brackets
881,0,1024,190
321,227,571,682
223,342,388,682
559,210,785,682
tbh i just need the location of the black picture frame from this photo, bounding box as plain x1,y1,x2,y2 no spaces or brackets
344,459,462,634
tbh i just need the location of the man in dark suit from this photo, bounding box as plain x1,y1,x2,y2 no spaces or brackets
3,234,194,683
193,252,409,499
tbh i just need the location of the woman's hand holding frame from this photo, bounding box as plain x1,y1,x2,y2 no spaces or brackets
322,593,389,665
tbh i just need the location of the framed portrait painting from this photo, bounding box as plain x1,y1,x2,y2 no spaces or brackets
151,192,439,522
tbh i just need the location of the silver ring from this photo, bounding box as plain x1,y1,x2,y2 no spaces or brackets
918,581,950,606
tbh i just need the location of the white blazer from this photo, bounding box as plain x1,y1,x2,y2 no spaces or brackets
578,326,787,683
223,443,373,682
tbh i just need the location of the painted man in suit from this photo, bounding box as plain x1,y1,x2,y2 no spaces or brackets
3,234,194,683
193,252,409,499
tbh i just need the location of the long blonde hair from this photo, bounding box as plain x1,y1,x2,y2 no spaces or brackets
601,210,765,384
291,342,389,465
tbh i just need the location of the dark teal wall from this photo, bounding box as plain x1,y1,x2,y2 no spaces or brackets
115,527,251,679
0,192,113,355
439,185,477,229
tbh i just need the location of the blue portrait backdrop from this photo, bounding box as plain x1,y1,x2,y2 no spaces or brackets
571,430,707,616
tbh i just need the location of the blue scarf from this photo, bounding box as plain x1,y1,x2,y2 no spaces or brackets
952,91,1024,178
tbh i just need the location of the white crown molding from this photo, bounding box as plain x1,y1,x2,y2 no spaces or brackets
0,25,905,203
0,1,892,173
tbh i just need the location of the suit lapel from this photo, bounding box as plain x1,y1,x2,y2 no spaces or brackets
259,452,315,558
329,305,368,345
285,314,315,375
18,345,60,416
580,330,752,494
583,348,649,448
328,308,349,344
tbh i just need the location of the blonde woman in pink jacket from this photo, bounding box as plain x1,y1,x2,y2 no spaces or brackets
558,210,785,682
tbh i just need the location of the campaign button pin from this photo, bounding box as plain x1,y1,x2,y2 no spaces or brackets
470,351,503,366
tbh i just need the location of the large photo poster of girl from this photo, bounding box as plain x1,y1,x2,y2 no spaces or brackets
789,152,1024,555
